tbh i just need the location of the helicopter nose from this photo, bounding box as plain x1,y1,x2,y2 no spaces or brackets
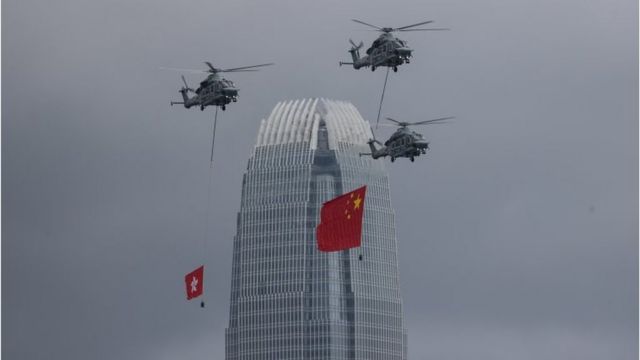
415,140,429,148
396,47,412,56
223,87,239,95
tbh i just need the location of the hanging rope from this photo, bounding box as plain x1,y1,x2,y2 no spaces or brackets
375,67,391,130
200,106,219,308
209,107,219,167
203,107,219,255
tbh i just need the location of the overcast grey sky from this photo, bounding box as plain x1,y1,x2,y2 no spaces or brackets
2,0,637,359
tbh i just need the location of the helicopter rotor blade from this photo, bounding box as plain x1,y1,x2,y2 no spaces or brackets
395,20,435,30
349,39,363,50
368,125,377,140
400,28,450,32
222,69,260,72
351,19,382,30
181,75,189,88
204,61,218,72
385,116,454,127
410,116,455,126
385,117,403,125
180,75,195,92
159,66,207,74
220,63,275,72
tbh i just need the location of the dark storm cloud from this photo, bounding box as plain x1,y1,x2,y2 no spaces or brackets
3,0,637,359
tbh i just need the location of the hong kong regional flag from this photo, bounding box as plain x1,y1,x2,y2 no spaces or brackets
185,265,204,300
316,186,367,252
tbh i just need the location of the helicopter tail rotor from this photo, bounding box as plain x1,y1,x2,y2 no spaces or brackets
367,125,381,143
341,40,363,67
181,75,195,93
349,38,364,51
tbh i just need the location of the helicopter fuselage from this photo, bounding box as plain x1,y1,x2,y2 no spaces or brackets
177,74,239,111
170,61,273,111
363,128,429,162
343,33,413,71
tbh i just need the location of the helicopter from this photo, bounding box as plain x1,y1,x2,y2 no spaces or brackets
339,19,448,72
360,116,454,162
168,62,273,111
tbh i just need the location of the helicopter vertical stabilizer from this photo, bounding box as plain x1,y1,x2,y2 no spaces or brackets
367,140,379,155
349,48,360,66
170,75,196,108
340,39,364,69
179,88,190,105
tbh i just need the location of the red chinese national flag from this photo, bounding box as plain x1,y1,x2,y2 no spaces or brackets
185,265,204,300
316,186,367,252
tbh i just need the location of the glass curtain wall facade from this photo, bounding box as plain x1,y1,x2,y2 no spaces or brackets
225,99,407,360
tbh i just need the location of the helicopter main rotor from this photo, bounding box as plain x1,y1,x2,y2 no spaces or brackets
385,116,455,128
161,62,274,75
351,19,449,32
204,62,274,74
351,19,449,34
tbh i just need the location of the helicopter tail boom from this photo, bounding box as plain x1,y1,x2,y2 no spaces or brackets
170,88,195,109
179,89,194,108
366,139,386,159
340,39,364,69
348,48,360,67
179,89,189,102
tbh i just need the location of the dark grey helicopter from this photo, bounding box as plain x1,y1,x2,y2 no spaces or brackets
168,62,273,111
339,19,448,72
361,116,454,162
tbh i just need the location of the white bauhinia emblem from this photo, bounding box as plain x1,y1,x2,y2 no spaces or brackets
190,276,199,293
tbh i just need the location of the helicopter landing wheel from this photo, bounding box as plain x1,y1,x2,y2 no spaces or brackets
200,106,204,111
393,66,398,72
371,66,375,71
222,105,226,111
391,157,395,162
410,157,415,162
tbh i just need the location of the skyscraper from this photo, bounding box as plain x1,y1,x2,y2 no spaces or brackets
225,99,408,360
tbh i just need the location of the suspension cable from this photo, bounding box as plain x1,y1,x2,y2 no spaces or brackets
200,106,219,308
209,107,219,167
375,67,391,130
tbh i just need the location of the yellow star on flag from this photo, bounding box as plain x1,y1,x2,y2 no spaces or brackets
353,196,362,210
